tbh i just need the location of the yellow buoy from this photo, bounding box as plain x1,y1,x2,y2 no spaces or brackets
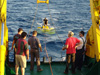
42,26,49,29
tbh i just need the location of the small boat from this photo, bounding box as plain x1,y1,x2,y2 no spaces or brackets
37,26,56,34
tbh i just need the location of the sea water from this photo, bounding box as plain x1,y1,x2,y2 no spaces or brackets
7,0,91,61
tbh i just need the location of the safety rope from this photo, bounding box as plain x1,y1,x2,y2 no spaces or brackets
28,4,38,37
47,4,65,45
27,3,65,72
27,3,64,45
27,3,54,75
44,35,53,75
47,4,65,62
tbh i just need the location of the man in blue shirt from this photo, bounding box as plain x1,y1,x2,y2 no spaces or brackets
28,31,43,71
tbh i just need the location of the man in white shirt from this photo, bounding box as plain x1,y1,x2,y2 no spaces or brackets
75,31,85,71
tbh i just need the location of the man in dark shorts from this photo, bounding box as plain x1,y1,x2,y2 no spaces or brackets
28,31,43,71
62,31,82,74
11,28,23,64
15,32,29,75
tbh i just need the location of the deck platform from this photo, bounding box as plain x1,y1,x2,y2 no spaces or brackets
6,62,92,75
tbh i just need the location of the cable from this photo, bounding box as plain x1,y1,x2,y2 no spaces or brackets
44,34,53,75
47,4,65,45
47,4,65,62
27,3,54,75
28,4,38,37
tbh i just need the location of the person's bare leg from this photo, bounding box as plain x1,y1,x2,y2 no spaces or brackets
21,68,25,75
15,65,19,75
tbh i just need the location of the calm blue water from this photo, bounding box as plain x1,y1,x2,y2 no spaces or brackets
7,0,92,61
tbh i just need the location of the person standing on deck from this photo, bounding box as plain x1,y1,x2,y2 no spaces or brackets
11,28,23,64
75,31,86,71
62,31,82,74
15,32,29,75
28,31,43,71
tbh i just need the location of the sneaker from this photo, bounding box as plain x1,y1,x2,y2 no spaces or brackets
37,69,43,72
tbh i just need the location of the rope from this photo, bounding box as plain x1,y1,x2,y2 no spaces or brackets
28,4,38,37
28,4,64,44
27,3,65,72
44,35,53,75
47,4,65,45
27,3,54,75
47,4,65,62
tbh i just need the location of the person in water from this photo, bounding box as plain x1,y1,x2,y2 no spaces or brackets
42,18,49,29
28,31,43,71
62,31,82,74
11,28,23,64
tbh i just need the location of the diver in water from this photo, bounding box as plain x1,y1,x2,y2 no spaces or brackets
42,18,49,29
43,18,48,26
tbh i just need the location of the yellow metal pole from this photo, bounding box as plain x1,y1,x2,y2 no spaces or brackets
0,0,8,75
0,46,6,75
